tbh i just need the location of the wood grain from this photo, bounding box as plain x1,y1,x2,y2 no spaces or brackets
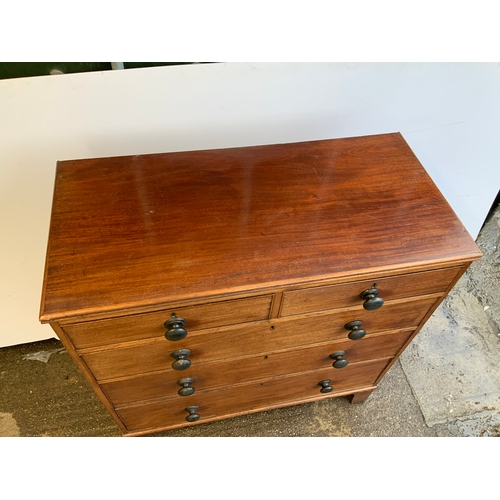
39,133,483,436
40,133,482,321
280,266,461,316
115,358,391,432
81,296,437,380
100,328,413,405
64,294,273,349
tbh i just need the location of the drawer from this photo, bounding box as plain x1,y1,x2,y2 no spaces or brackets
63,294,274,349
280,267,461,317
82,296,436,381
115,358,390,433
101,328,413,405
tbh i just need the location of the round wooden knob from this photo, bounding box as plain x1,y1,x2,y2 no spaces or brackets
164,317,188,341
344,320,366,340
185,406,200,422
360,288,384,310
177,377,195,396
171,349,191,371
318,379,333,393
329,350,349,369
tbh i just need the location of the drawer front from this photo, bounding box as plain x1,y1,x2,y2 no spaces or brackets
116,358,390,433
83,296,436,381
64,294,274,349
101,329,413,405
280,267,461,317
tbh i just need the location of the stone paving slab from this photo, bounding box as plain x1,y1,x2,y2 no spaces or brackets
400,277,500,426
400,207,500,433
446,410,500,437
466,206,500,337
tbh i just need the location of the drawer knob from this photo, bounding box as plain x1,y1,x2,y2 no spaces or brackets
329,351,349,369
318,380,333,393
185,405,200,422
164,316,188,341
171,349,192,371
345,320,366,340
360,287,384,310
177,377,195,396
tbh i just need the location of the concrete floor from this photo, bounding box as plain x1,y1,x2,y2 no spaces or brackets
1,207,499,438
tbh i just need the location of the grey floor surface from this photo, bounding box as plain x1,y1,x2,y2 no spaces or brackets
1,208,499,438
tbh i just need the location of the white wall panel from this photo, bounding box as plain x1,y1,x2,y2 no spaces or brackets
1,62,498,346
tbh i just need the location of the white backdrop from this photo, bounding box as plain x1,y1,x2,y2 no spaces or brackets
1,62,499,347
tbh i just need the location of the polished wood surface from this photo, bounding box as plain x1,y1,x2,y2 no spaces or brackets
65,290,437,352
64,294,273,349
80,296,438,380
280,266,461,316
115,358,390,432
100,329,413,406
40,133,481,322
40,133,483,435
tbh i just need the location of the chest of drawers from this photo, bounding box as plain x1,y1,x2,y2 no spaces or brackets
39,133,482,436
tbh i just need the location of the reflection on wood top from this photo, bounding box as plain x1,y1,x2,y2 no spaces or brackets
40,132,482,321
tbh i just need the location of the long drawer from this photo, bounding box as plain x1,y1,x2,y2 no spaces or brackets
115,358,391,433
63,294,274,349
101,328,413,405
280,266,461,317
82,296,437,381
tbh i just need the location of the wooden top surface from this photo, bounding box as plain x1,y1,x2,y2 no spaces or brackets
40,133,481,321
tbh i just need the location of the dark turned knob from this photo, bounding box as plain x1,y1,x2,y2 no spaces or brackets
360,287,384,310
329,350,349,369
345,320,366,340
318,380,333,393
177,377,195,396
185,405,200,422
164,316,188,341
171,349,191,371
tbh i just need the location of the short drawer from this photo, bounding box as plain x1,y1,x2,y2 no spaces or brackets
63,294,274,349
280,266,461,317
101,328,413,405
115,358,390,433
82,296,436,381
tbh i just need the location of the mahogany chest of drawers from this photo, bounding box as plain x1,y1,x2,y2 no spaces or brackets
39,133,482,436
